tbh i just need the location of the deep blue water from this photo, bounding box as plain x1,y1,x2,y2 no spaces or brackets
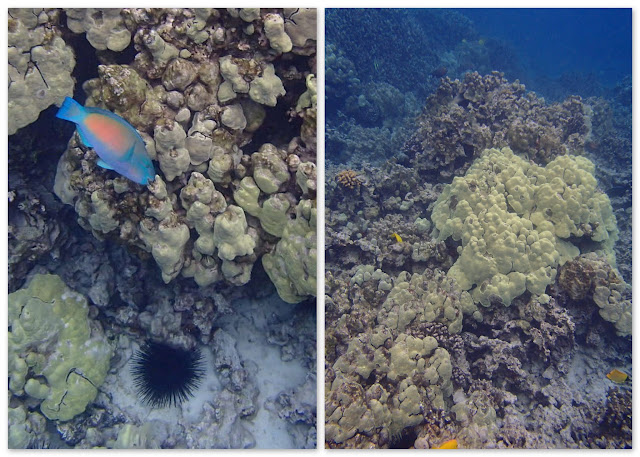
455,8,632,89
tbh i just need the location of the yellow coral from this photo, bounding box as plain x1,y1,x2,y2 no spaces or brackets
431,147,618,307
335,169,362,190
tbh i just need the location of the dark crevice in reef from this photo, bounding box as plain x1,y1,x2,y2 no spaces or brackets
65,37,100,104
389,427,418,449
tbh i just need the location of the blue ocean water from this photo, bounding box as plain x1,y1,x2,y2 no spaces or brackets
456,8,632,90
326,8,632,165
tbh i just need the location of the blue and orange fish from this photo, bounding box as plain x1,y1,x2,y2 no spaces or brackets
56,97,155,185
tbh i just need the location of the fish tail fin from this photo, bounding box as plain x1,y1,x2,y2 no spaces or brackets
56,97,86,123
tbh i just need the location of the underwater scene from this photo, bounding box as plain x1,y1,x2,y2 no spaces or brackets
325,8,631,449
8,8,317,449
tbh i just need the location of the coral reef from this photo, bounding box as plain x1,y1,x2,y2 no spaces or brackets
403,72,592,180
49,8,317,303
8,8,317,450
325,68,630,448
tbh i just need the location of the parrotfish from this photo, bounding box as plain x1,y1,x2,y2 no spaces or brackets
56,97,155,185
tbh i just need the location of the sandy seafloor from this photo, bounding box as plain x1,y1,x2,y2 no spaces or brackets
103,292,313,449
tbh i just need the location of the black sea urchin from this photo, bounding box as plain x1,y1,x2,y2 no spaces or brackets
131,341,205,408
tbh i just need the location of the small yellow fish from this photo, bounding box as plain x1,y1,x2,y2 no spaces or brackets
606,369,628,383
436,439,458,449
391,232,403,243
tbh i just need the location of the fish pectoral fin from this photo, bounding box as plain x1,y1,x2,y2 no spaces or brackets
97,159,115,170
122,143,137,162
77,128,94,148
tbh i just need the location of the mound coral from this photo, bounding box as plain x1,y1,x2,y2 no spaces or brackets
8,274,112,422
431,147,618,307
325,267,479,447
558,252,631,336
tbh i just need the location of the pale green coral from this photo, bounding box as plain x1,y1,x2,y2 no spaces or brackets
350,265,393,291
219,56,250,94
379,269,481,335
263,13,293,53
86,190,119,234
262,199,317,303
8,405,31,448
251,143,290,194
181,172,227,256
154,121,190,181
239,8,261,22
221,104,247,131
234,177,262,217
207,146,237,184
8,9,75,135
218,80,237,103
139,215,190,283
213,205,256,261
283,8,317,48
210,205,257,285
329,331,454,442
589,261,632,337
8,274,112,421
139,29,179,68
296,74,317,111
66,8,131,51
146,175,174,221
249,64,286,107
233,176,293,237
259,194,292,237
296,161,317,196
431,147,618,307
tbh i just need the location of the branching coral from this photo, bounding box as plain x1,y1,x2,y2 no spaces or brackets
335,169,362,190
